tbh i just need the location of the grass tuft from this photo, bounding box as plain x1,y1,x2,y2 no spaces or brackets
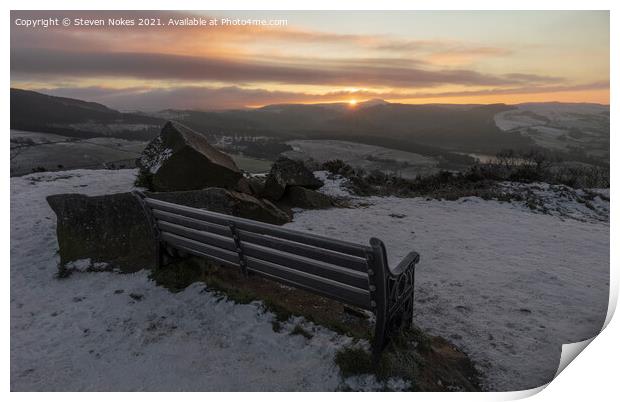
290,324,313,340
334,346,375,378
333,327,480,391
134,170,154,191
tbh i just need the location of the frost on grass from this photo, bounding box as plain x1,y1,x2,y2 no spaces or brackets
62,258,112,274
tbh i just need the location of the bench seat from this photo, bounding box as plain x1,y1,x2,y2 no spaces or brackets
134,191,420,355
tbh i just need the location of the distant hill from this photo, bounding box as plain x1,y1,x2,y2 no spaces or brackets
494,102,610,162
16,89,610,160
10,88,164,140
154,101,532,154
9,89,530,153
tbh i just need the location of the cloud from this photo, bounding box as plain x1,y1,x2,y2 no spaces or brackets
11,47,562,89
394,81,610,99
10,10,517,70
10,10,608,105
10,10,508,56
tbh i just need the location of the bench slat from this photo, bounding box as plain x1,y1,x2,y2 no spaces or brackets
158,220,368,290
158,221,236,252
242,242,369,290
145,198,369,258
173,244,240,270
160,232,370,309
160,232,239,266
237,229,368,273
245,257,371,309
154,208,367,273
153,210,231,238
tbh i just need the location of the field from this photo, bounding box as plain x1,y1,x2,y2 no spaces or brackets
283,139,439,178
494,103,610,160
10,130,146,176
10,130,274,176
229,154,273,173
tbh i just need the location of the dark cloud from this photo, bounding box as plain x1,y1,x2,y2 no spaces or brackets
9,10,498,51
11,47,561,89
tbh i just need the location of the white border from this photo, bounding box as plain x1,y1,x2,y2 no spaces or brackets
4,1,617,400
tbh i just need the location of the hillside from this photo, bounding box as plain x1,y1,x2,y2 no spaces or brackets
11,89,609,165
494,103,610,161
10,88,164,140
160,102,532,155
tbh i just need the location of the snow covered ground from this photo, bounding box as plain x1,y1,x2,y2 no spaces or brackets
10,169,360,391
300,172,610,390
493,103,609,158
494,103,609,132
283,139,439,179
10,169,609,391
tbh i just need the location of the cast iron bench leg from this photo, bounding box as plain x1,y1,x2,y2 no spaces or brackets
369,238,417,361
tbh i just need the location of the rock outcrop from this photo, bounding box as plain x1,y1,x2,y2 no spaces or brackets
281,186,333,209
262,157,323,201
246,176,267,196
136,121,242,192
46,186,291,274
148,188,290,225
47,192,156,273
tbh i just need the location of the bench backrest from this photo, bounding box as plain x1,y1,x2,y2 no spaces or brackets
142,197,373,309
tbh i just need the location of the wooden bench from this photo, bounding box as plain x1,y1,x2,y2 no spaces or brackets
134,191,420,354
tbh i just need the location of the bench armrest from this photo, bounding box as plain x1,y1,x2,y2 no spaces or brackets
368,238,419,357
391,251,420,276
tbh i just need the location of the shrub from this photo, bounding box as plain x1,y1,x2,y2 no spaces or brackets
334,346,375,377
134,170,154,190
322,159,355,177
290,324,313,339
333,327,481,391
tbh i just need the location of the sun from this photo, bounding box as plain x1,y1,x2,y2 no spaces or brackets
348,99,358,107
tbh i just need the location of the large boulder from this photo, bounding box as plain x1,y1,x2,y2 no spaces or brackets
46,187,290,274
232,176,254,196
246,175,266,196
281,186,333,209
148,188,290,225
137,121,242,192
262,157,323,201
47,192,156,273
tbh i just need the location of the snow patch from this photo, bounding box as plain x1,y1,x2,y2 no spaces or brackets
313,170,353,198
64,258,113,273
148,148,172,173
138,136,173,174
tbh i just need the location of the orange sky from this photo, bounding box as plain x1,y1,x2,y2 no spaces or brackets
10,10,610,110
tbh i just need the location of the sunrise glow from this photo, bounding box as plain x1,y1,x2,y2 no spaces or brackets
10,10,610,110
